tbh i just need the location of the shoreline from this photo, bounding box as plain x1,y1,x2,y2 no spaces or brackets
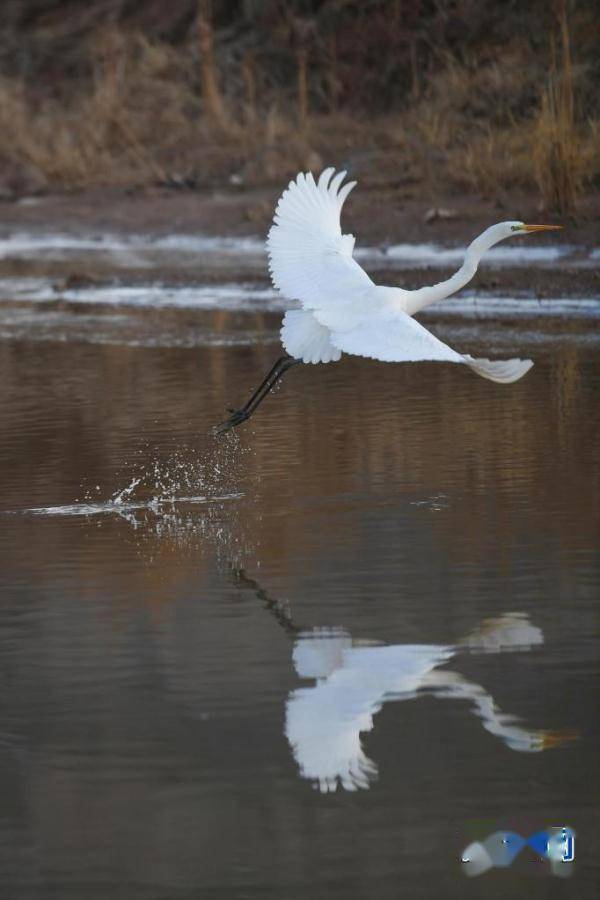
0,184,598,298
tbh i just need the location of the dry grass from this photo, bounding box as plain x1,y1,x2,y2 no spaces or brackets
0,6,597,206
387,49,536,197
533,0,582,213
0,21,323,191
0,30,201,189
386,24,599,207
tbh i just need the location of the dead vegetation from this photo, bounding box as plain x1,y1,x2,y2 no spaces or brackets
533,0,582,213
0,0,597,212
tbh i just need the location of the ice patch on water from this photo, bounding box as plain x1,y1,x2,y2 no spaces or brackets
0,230,592,269
0,231,265,261
0,278,285,311
356,242,576,267
0,276,598,319
424,294,600,318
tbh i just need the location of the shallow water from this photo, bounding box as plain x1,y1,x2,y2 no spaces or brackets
0,250,599,899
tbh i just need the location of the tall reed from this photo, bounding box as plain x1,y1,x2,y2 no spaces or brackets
533,0,582,213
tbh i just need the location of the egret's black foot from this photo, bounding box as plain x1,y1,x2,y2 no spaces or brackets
214,408,250,435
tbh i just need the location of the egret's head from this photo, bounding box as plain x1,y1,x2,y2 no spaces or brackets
470,220,563,255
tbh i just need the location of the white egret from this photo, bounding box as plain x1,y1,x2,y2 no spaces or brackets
217,167,561,432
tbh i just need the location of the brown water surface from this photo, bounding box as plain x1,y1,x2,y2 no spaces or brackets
0,285,598,899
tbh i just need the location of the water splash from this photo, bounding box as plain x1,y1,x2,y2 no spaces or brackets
19,431,256,567
25,495,241,518
112,476,142,505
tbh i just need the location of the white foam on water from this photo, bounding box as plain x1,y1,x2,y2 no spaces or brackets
22,493,243,517
111,476,142,505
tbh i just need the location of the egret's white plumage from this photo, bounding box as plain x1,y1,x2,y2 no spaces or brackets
267,167,551,380
217,169,560,432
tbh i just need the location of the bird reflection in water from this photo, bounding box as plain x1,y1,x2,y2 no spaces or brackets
233,571,575,793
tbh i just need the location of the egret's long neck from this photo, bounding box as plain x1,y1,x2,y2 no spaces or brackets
422,670,543,752
403,227,502,316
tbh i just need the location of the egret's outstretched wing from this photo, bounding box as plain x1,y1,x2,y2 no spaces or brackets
331,311,533,384
268,169,378,331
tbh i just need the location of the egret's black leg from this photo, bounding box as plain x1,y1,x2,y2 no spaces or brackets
230,568,301,636
215,355,301,434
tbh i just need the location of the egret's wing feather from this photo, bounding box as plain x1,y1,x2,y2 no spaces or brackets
281,309,342,364
331,311,463,363
331,311,533,383
285,683,377,792
268,169,378,331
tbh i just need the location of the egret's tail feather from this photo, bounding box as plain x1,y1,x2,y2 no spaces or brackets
463,355,533,384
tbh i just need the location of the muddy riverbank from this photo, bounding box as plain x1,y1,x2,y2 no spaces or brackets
1,184,598,299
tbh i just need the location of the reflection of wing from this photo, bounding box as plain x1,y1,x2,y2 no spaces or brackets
284,615,565,792
286,681,378,792
331,311,533,384
286,633,452,792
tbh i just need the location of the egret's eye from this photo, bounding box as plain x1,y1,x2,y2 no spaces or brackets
511,225,521,232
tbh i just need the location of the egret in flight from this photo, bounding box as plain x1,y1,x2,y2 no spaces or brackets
217,168,561,432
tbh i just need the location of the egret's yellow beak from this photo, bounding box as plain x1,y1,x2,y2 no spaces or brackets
521,224,563,232
540,728,579,749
